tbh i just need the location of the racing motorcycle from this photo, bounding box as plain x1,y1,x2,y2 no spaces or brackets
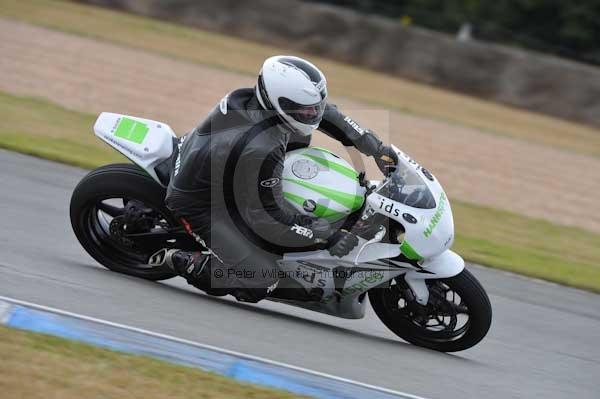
70,113,492,352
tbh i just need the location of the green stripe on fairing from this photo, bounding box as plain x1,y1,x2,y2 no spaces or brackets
303,154,358,180
283,192,346,221
283,178,364,211
310,147,337,156
400,241,423,261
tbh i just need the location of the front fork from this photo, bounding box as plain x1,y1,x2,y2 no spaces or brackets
403,250,465,305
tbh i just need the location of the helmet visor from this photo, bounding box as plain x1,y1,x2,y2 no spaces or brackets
278,97,326,125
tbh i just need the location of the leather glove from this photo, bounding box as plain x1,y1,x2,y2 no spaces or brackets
328,230,359,257
374,145,398,176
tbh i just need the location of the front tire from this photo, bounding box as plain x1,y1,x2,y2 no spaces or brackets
70,163,177,280
369,268,492,352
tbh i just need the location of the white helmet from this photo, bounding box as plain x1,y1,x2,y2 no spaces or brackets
256,55,328,136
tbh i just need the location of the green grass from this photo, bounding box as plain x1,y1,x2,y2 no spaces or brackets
1,90,599,292
452,202,600,292
0,91,125,168
2,0,600,157
0,325,306,399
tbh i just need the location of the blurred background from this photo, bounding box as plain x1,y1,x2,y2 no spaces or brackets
313,0,600,66
1,1,599,398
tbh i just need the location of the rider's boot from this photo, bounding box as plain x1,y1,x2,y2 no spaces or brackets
148,249,228,296
229,280,279,303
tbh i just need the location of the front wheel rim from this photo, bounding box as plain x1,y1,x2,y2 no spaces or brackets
382,279,472,342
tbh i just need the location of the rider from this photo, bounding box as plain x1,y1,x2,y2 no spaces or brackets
157,55,397,303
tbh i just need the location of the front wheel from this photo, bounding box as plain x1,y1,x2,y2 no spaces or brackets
369,268,492,352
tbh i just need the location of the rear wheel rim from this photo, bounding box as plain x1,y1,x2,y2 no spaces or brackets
81,197,170,269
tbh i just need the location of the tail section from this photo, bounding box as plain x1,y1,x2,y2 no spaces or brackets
94,112,177,185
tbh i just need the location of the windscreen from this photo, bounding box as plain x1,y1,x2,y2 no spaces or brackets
376,163,436,209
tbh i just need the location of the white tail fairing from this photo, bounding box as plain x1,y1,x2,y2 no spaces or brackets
94,112,176,184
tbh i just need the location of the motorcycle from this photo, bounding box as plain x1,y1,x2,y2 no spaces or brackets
70,112,492,352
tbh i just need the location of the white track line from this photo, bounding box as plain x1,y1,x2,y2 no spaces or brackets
0,295,428,399
0,301,11,323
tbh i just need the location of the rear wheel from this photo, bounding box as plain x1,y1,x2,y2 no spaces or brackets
369,268,492,352
70,163,178,280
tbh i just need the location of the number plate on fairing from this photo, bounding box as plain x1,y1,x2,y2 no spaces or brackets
93,112,177,183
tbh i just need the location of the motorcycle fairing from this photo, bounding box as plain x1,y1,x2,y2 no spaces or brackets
94,112,176,185
365,146,455,261
278,237,464,318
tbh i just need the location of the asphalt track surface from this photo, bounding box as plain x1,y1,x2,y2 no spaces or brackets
1,149,599,399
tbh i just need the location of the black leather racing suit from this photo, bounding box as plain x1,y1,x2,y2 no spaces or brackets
165,88,387,299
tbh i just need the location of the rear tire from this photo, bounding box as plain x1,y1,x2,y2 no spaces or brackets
70,163,177,281
369,268,492,352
